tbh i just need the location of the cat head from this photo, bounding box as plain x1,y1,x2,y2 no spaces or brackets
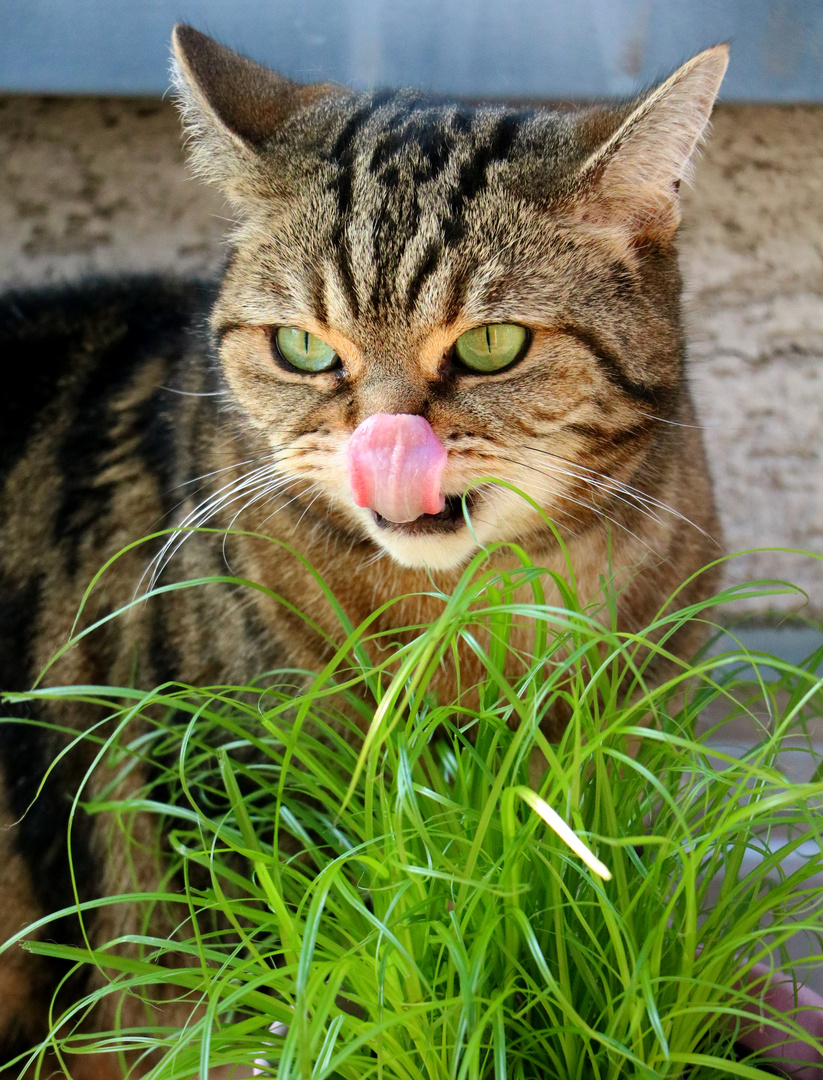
172,26,726,571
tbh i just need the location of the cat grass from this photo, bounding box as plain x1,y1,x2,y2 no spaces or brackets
3,540,823,1080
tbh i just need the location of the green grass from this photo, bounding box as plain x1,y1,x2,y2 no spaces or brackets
3,537,823,1080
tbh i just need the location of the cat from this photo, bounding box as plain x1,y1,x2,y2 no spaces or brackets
0,25,727,1076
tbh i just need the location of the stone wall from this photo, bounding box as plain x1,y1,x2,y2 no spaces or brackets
679,105,823,617
1,95,821,616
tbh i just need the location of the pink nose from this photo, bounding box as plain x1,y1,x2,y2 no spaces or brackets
347,413,447,524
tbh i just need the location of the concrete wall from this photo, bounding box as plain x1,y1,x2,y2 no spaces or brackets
1,95,821,617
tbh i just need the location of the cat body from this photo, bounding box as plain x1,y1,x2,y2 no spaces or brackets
0,27,726,1073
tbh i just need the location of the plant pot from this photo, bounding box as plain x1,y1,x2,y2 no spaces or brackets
736,963,823,1079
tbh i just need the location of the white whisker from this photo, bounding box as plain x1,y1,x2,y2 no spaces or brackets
520,445,711,540
496,456,658,553
641,412,702,429
363,547,388,568
291,486,325,534
219,476,306,570
139,459,290,595
248,480,320,532
159,386,227,398
172,457,257,490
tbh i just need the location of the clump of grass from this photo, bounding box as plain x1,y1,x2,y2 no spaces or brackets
3,539,823,1080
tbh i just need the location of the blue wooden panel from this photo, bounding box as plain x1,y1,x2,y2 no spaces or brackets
2,0,822,100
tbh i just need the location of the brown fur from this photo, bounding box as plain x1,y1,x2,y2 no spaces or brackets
0,28,727,1075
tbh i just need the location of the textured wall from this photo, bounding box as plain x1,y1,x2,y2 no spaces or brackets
1,95,821,616
679,105,823,615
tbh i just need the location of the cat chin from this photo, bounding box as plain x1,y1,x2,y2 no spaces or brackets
370,527,480,572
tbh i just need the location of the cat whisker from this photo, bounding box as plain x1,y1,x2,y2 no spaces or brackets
170,450,286,502
173,457,257,490
485,461,646,550
521,445,711,540
210,475,300,537
141,461,289,593
363,547,388,568
290,486,326,534
209,212,243,227
494,456,597,533
582,470,712,540
641,412,702,429
495,456,659,553
552,466,668,529
254,482,323,532
219,476,308,572
159,386,227,398
159,451,288,527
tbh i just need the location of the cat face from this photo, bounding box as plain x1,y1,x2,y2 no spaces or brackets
174,27,727,571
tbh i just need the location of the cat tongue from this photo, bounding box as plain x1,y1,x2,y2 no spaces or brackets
347,414,447,523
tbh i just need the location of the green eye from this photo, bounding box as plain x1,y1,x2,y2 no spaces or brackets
275,327,339,373
454,323,529,373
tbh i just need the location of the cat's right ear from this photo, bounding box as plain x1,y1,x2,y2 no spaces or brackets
571,44,729,244
172,25,336,207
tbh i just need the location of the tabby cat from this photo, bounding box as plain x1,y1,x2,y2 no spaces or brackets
0,26,727,1075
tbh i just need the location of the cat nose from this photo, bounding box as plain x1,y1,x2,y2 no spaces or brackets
347,414,447,524
354,376,428,421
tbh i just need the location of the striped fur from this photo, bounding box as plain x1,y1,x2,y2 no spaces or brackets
0,28,726,1074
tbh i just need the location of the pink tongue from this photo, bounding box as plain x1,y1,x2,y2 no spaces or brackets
347,413,447,523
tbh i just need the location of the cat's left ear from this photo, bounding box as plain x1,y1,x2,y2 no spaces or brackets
574,45,728,243
172,25,339,206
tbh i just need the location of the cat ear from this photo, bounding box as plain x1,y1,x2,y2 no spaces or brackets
573,45,728,243
171,25,336,204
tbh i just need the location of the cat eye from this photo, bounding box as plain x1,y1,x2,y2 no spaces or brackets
274,327,340,373
453,323,529,373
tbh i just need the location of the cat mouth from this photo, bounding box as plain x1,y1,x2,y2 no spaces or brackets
373,493,475,535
